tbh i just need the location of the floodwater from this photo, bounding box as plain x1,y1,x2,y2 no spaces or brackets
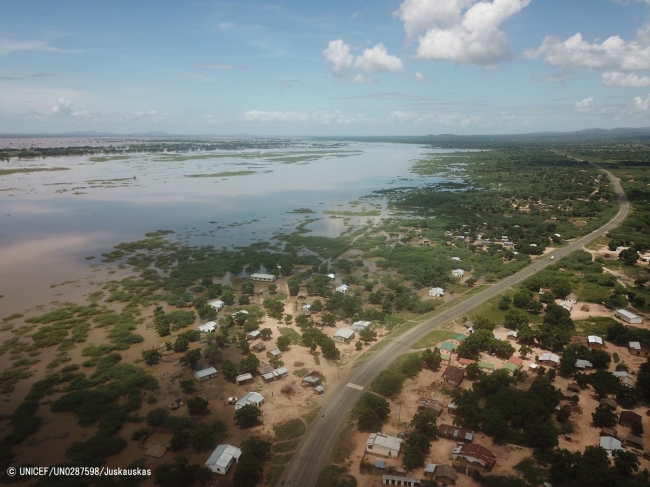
0,140,466,316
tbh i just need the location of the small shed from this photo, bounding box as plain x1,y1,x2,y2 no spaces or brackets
434,465,458,485
247,330,261,341
194,367,218,382
587,335,604,349
205,444,242,475
375,460,387,471
314,385,325,395
273,367,288,379
424,463,436,477
620,410,642,427
302,376,321,387
267,349,282,359
478,362,496,373
600,398,617,410
352,320,373,331
252,342,266,352
418,399,444,415
333,328,355,344
627,435,644,449
235,373,253,385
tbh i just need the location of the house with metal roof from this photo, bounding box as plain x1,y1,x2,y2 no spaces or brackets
629,342,650,357
439,424,474,443
208,299,225,310
205,444,241,474
458,358,476,367
199,321,217,333
247,330,261,340
429,287,445,297
600,435,625,453
273,367,288,379
267,348,282,359
194,367,217,382
250,273,276,282
442,366,465,387
440,341,458,352
616,309,643,324
381,475,420,486
235,373,253,385
538,353,559,366
575,359,593,370
587,335,604,348
508,356,523,368
451,269,465,278
234,392,264,410
452,443,496,472
366,433,403,458
333,328,355,343
302,376,321,387
502,362,519,374
451,333,468,343
478,361,496,373
352,320,373,331
335,284,349,294
559,300,574,312
314,385,324,395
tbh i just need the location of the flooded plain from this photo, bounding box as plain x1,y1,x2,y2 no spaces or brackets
0,139,465,317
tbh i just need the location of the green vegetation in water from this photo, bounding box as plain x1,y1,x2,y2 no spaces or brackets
185,170,266,178
0,167,70,176
323,210,381,216
2,313,23,322
288,208,316,214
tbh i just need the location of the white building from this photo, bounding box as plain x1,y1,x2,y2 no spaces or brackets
587,335,604,348
336,284,349,294
352,321,373,331
333,328,355,344
273,367,288,379
250,273,276,282
208,299,225,311
327,273,336,279
429,287,445,297
366,433,402,458
235,373,253,385
538,353,559,365
247,330,261,340
199,321,217,333
194,367,218,382
451,269,465,278
234,392,265,410
600,436,625,453
615,309,643,324
205,444,241,474
451,257,462,261
559,300,574,312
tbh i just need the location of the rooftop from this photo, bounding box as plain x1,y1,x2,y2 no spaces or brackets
205,444,242,469
367,433,402,452
443,366,465,383
333,328,355,339
195,367,217,378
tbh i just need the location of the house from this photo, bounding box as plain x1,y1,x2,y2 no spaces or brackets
302,375,321,387
381,475,420,486
439,424,474,443
458,358,476,368
247,330,261,341
452,443,496,472
575,359,593,370
314,385,325,395
235,373,253,385
336,284,349,294
451,333,468,344
587,335,604,349
194,367,218,382
538,353,559,366
502,362,519,374
443,366,465,387
641,256,650,263
559,300,574,312
478,362,496,373
629,342,650,357
440,341,458,353
448,402,459,414
261,372,275,383
250,273,276,282
418,399,444,415
529,243,538,248
600,398,617,410
627,435,644,449
258,365,274,375
205,444,241,475
208,299,225,311
616,309,643,324
424,463,436,477
234,392,264,410
440,352,451,364
232,309,249,318
507,330,518,340
614,371,636,387
600,436,625,453
566,294,578,304
620,411,643,427
366,433,402,458
451,269,465,278
429,287,445,297
267,349,282,359
327,273,336,279
252,342,266,352
199,321,217,333
273,367,288,379
529,363,539,371
451,257,462,261
433,465,458,485
333,328,355,344
503,241,514,247
302,304,311,316
352,321,373,331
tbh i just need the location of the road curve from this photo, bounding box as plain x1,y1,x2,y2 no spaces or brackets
283,164,628,487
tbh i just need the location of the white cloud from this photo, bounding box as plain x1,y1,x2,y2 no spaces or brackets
602,71,650,87
217,22,234,29
133,110,160,117
351,74,374,83
354,43,404,73
388,110,482,126
394,0,531,67
350,10,361,20
243,110,341,124
0,38,80,55
415,71,426,82
525,24,650,71
50,97,73,116
574,97,595,113
634,95,650,110
323,40,354,75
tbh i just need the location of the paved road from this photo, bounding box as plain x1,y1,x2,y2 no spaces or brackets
282,165,628,487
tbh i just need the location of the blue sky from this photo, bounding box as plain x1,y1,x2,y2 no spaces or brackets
2,0,650,135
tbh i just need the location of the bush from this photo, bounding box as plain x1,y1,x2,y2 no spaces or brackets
234,404,262,429
186,396,209,415
372,370,406,397
147,408,170,426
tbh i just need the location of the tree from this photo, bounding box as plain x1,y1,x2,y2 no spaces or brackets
263,297,284,319
202,345,222,365
260,328,272,340
359,327,377,343
592,406,617,427
180,348,202,369
238,295,250,305
221,289,235,305
321,313,336,327
277,335,292,352
146,408,169,426
156,321,171,337
311,300,323,312
234,404,261,428
142,349,162,365
173,337,190,353
465,362,482,380
179,380,195,394
239,353,260,374
619,248,639,266
169,430,191,451
498,295,512,310
513,289,533,309
221,360,239,382
613,450,639,477
321,340,340,360
268,283,278,294
237,339,250,354
421,348,442,370
588,370,620,398
504,309,529,331
284,314,293,326
358,409,382,431
519,345,532,359
355,341,363,350
241,282,255,295
288,277,300,296
187,397,209,415
551,280,572,299
411,411,438,438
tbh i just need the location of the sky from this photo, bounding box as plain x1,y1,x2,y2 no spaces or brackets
2,0,650,136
